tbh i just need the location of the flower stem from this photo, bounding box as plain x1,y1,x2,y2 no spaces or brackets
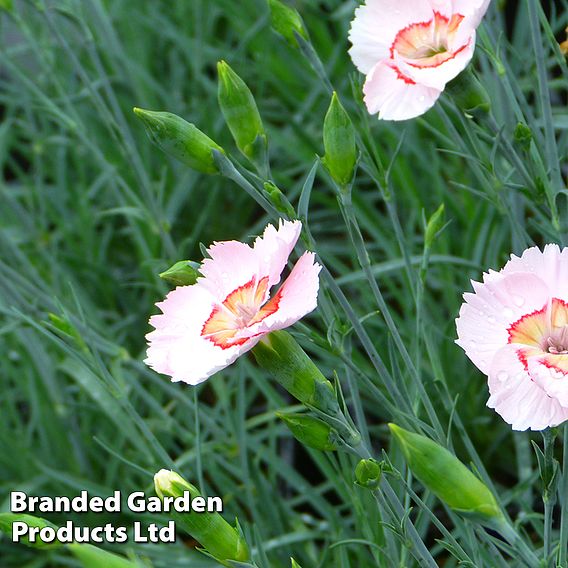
527,0,562,231
558,424,568,567
354,443,438,568
338,192,445,440
490,518,541,568
542,428,557,566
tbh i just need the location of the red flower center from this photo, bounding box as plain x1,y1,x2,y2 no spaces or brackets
391,12,467,68
201,276,281,349
508,298,568,374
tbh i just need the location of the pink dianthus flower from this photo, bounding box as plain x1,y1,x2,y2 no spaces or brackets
456,245,568,431
349,0,491,120
145,220,321,385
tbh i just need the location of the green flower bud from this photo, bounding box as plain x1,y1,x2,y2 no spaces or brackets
0,513,62,550
389,424,503,520
264,182,296,219
268,0,309,48
355,458,383,490
277,412,339,451
133,108,224,174
446,68,491,118
159,260,201,286
424,204,445,249
68,544,140,568
217,61,267,165
252,331,341,417
48,313,89,354
154,469,249,565
514,122,533,150
322,93,357,189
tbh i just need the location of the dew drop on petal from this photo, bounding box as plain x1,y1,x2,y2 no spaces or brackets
502,307,514,318
497,371,508,382
513,295,525,307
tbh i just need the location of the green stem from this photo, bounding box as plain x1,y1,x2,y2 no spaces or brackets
354,444,438,568
338,192,444,440
527,0,561,231
492,519,541,568
413,243,430,406
219,154,416,420
543,428,557,567
559,424,568,567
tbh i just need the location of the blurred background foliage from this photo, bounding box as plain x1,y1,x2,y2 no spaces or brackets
2,0,568,566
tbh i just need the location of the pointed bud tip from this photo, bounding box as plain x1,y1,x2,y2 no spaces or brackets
159,260,200,286
387,423,401,437
133,107,152,119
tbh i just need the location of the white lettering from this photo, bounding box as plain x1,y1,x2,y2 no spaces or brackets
127,492,146,513
11,522,28,541
10,492,28,513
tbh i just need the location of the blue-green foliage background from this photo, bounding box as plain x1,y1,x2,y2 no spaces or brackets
2,0,568,566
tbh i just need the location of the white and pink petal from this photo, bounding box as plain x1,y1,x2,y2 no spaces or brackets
452,0,492,28
253,252,321,333
253,219,302,288
393,38,475,90
456,272,550,373
363,61,442,121
528,354,568,408
500,245,568,302
199,240,260,301
348,0,441,74
487,344,568,431
145,283,253,385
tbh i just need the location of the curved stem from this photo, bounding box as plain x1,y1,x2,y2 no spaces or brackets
338,192,445,440
558,424,568,567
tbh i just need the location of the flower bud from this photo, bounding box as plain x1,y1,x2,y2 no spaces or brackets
133,108,224,174
265,182,296,219
424,204,445,249
154,470,249,565
68,543,139,567
252,331,341,417
277,412,339,451
0,513,61,550
159,260,201,286
355,458,382,490
322,93,357,189
514,122,533,150
217,61,267,165
388,424,503,520
48,313,88,354
268,0,309,48
446,68,491,118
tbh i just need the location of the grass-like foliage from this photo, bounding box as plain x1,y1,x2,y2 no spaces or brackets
2,0,568,566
